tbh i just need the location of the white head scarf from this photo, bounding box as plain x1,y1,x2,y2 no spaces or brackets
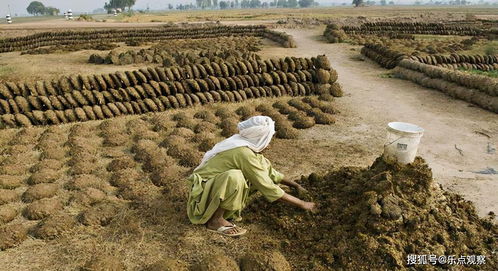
194,115,275,170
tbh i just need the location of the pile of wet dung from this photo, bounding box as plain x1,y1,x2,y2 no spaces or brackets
246,157,497,270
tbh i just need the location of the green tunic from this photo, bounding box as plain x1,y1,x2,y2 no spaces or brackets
187,146,285,224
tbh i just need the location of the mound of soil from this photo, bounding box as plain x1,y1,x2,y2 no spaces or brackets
0,175,23,189
27,168,61,185
0,206,17,224
116,179,156,202
30,159,64,173
71,188,106,206
247,157,497,270
0,162,30,175
31,213,76,240
79,202,122,226
81,255,125,271
194,110,218,124
0,189,18,204
40,147,66,160
167,145,202,167
198,137,218,152
0,224,28,250
193,122,218,134
103,133,129,147
150,165,182,188
192,254,240,271
275,122,299,139
23,198,63,220
150,114,175,131
170,127,195,138
70,161,99,175
65,174,108,191
219,117,238,137
143,258,189,271
3,145,33,155
106,156,137,172
15,129,40,145
22,183,58,202
240,250,291,271
110,168,141,188
133,129,161,142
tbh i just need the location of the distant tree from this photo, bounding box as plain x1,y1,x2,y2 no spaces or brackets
197,0,220,8
177,3,195,10
352,0,364,6
220,1,230,8
125,0,136,10
27,1,46,16
298,0,314,7
389,0,395,4
250,0,262,8
287,0,298,7
366,0,376,4
104,0,136,12
168,3,174,9
44,7,60,15
277,0,287,7
380,0,387,4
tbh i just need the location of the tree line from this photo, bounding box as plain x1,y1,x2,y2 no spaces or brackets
197,0,317,9
104,0,137,13
26,1,60,16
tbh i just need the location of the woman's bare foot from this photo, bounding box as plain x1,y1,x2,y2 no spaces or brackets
206,207,245,235
206,217,243,235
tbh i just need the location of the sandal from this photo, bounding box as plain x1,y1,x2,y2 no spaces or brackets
207,224,247,237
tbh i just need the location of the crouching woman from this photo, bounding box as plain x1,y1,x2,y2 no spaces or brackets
187,116,316,237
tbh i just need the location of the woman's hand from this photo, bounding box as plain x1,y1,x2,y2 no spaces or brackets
300,201,317,212
278,193,317,213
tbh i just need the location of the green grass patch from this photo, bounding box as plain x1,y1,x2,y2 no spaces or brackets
413,34,466,41
459,68,498,78
379,72,394,78
459,40,498,56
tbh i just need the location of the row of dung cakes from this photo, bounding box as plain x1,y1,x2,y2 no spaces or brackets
90,49,261,66
323,22,493,44
0,25,296,53
394,59,498,113
409,54,498,71
360,43,408,69
341,22,488,36
1,57,326,97
0,55,340,127
360,43,497,71
89,37,262,66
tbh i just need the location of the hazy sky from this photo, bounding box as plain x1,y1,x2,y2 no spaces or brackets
0,0,476,16
1,1,364,16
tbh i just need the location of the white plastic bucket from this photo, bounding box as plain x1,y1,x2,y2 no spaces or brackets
383,122,424,164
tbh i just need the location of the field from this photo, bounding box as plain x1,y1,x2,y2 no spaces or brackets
0,6,497,271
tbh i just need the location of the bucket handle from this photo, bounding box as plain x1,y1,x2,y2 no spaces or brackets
384,137,403,147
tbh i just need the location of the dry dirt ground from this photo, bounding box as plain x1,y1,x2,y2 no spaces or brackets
0,23,496,270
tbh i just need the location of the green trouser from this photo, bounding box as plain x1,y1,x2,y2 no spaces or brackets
187,169,250,224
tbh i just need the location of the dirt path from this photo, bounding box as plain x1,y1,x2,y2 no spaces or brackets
259,27,498,219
